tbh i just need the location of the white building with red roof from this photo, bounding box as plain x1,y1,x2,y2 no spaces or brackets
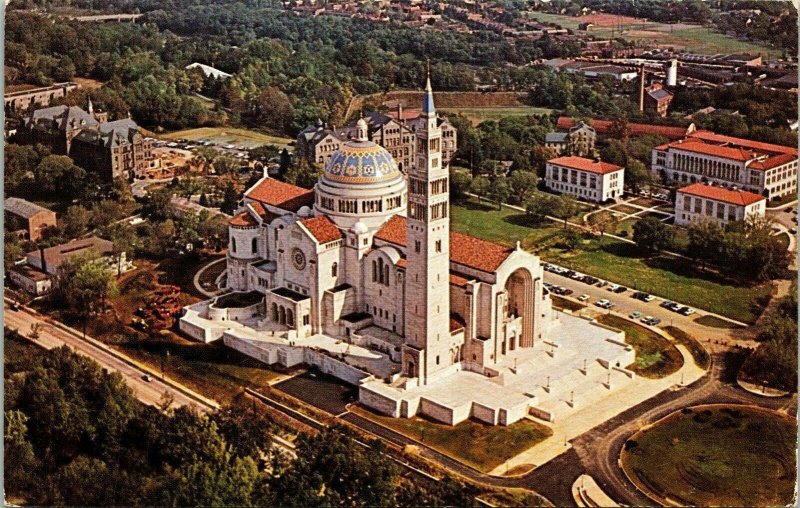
675,183,766,227
651,131,798,200
180,81,635,427
545,156,625,203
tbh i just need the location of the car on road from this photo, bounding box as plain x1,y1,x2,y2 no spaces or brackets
578,294,590,302
595,299,615,309
629,311,642,319
678,306,695,316
142,374,152,382
641,316,661,326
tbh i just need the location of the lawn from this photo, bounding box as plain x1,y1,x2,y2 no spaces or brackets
160,127,294,150
609,204,641,215
451,198,772,323
525,11,782,58
694,315,747,329
440,107,554,125
351,405,552,473
596,314,682,378
614,218,638,237
621,405,796,507
663,326,710,369
541,238,771,324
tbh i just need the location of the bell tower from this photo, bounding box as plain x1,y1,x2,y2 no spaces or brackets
402,66,451,385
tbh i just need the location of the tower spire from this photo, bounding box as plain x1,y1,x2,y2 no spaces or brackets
422,60,435,115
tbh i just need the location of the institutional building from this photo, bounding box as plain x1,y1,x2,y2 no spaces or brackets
651,131,798,200
4,198,57,242
180,80,635,426
544,121,596,156
296,107,457,173
643,82,673,117
674,183,766,227
4,82,80,115
545,156,625,203
17,101,153,181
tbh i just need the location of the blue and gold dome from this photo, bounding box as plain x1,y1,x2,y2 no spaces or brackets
323,118,401,185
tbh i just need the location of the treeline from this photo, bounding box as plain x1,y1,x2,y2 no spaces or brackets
5,334,482,506
537,0,712,23
740,288,798,392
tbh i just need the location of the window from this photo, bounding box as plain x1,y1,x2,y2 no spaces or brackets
251,237,258,254
435,239,441,253
415,240,421,253
231,237,237,252
683,197,691,211
436,355,440,365
331,262,338,277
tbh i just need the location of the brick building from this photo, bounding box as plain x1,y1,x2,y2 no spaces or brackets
5,198,57,242
545,156,625,203
4,82,80,115
675,183,766,227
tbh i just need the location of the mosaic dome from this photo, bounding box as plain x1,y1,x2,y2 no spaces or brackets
322,118,401,186
323,140,400,185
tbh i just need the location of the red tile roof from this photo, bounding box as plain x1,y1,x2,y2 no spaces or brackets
749,153,798,171
668,140,754,161
556,116,690,140
449,273,471,286
374,215,514,273
677,183,765,206
247,201,280,222
245,177,314,212
450,313,466,332
300,215,343,244
548,156,623,175
688,130,797,156
229,211,258,227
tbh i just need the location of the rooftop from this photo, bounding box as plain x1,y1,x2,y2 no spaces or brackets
548,156,623,175
300,215,343,244
5,197,54,219
556,116,691,140
677,183,765,206
244,177,315,213
27,236,114,270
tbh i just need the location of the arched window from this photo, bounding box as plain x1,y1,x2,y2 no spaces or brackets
331,262,338,277
251,237,258,254
372,260,377,282
231,237,237,253
383,265,389,286
377,258,384,284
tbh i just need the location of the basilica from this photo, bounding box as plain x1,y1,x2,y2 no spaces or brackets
180,78,634,426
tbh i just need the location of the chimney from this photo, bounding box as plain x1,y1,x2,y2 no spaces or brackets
639,65,646,112
397,103,404,125
39,246,47,274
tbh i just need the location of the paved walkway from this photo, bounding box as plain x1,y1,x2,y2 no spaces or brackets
487,328,707,475
193,257,227,297
572,474,619,507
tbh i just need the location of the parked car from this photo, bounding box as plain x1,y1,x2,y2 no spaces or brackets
633,291,655,302
561,288,574,296
607,283,620,292
660,300,675,309
578,294,590,302
595,299,615,309
629,311,643,319
679,306,695,316
583,276,599,285
667,302,683,312
613,286,628,294
142,374,152,382
641,316,661,326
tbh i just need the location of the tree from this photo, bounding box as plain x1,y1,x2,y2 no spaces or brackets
559,228,581,251
61,205,91,239
587,210,619,243
143,188,174,221
489,179,510,210
525,193,556,224
278,149,291,179
625,159,652,193
632,216,675,254
508,170,538,205
470,176,491,203
64,258,118,321
213,156,240,176
449,169,472,202
553,194,579,228
220,183,240,216
4,410,38,493
686,218,724,269
194,146,218,175
33,155,86,197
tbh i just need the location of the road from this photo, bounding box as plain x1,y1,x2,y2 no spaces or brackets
131,177,173,198
4,302,207,412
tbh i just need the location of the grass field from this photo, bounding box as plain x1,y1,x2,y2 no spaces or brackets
525,11,782,58
663,326,710,369
609,204,641,215
351,405,552,472
596,314,682,378
160,127,294,150
441,107,554,125
694,315,747,329
621,405,796,507
550,295,586,312
451,198,771,323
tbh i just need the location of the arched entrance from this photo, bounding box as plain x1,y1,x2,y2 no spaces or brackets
504,268,535,348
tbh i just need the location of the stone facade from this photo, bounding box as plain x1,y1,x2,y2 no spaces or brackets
4,82,80,114
180,83,571,425
674,183,766,227
296,108,456,173
4,197,57,242
544,121,596,156
545,156,625,203
652,131,798,199
17,102,152,181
